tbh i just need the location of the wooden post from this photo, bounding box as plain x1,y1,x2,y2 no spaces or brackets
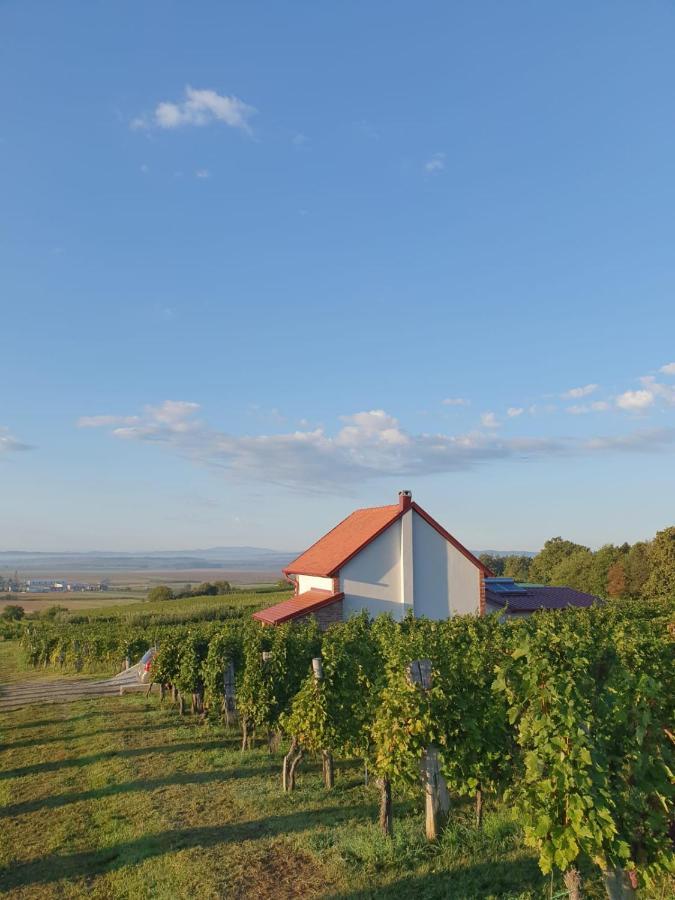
224,661,235,727
407,659,450,841
563,868,583,900
475,788,483,828
377,777,393,836
312,657,334,788
602,868,636,900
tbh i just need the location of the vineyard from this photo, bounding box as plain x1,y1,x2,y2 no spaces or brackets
18,597,674,899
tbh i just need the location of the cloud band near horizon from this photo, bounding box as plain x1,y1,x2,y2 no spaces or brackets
76,400,675,492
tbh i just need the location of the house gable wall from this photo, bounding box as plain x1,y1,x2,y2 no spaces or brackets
296,574,335,594
339,518,404,620
412,511,480,618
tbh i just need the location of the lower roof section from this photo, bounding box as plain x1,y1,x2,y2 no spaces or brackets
253,588,344,626
486,584,599,612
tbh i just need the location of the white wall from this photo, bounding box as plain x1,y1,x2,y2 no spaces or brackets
339,518,405,620
297,574,335,594
412,511,480,618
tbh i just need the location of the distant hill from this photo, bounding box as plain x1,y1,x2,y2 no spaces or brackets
474,550,537,558
0,545,536,573
0,547,297,572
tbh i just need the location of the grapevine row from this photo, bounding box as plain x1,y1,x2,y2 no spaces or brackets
19,597,674,897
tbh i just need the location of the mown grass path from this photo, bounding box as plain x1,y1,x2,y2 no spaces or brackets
0,643,147,713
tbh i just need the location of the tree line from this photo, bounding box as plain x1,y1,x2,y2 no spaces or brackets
479,525,675,601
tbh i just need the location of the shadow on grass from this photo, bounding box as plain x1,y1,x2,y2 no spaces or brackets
0,767,277,818
0,721,182,751
325,856,543,899
0,710,103,731
0,804,375,892
0,740,231,780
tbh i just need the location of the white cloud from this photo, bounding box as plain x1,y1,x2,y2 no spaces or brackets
566,401,610,415
507,407,524,418
564,384,598,399
424,152,445,174
80,402,675,491
195,169,210,179
660,362,675,376
442,397,469,407
616,389,654,411
0,427,32,454
77,414,140,428
480,412,499,428
584,427,675,452
133,86,256,134
639,375,675,406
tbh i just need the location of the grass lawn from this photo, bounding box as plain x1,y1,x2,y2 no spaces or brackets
0,643,670,899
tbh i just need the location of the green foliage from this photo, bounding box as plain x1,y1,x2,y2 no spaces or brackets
644,526,675,601
525,525,675,601
237,619,321,736
494,599,674,886
16,586,674,889
147,585,174,603
281,611,383,759
175,630,210,698
369,614,513,798
479,553,505,575
503,555,532,581
529,537,591,585
200,623,243,712
150,628,186,687
1,604,24,621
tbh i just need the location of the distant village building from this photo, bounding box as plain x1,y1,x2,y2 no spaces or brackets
254,491,599,628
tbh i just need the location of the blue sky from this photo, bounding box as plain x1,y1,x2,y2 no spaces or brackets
2,1,675,553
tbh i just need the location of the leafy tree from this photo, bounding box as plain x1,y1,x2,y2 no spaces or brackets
529,537,590,585
147,585,174,603
644,526,675,601
213,580,232,595
1,604,24,621
625,542,651,599
606,560,626,599
547,547,595,594
503,555,532,582
479,553,504,575
195,582,218,596
585,544,622,598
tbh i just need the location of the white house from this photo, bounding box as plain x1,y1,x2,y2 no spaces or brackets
254,491,491,627
253,490,600,627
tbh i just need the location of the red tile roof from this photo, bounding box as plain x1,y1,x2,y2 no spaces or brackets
485,584,598,612
284,501,491,578
284,504,401,576
252,589,344,625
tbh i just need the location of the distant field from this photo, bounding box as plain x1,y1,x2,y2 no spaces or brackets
0,593,142,613
75,589,288,623
0,568,283,613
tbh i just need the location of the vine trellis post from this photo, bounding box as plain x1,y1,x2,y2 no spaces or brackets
407,658,450,841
